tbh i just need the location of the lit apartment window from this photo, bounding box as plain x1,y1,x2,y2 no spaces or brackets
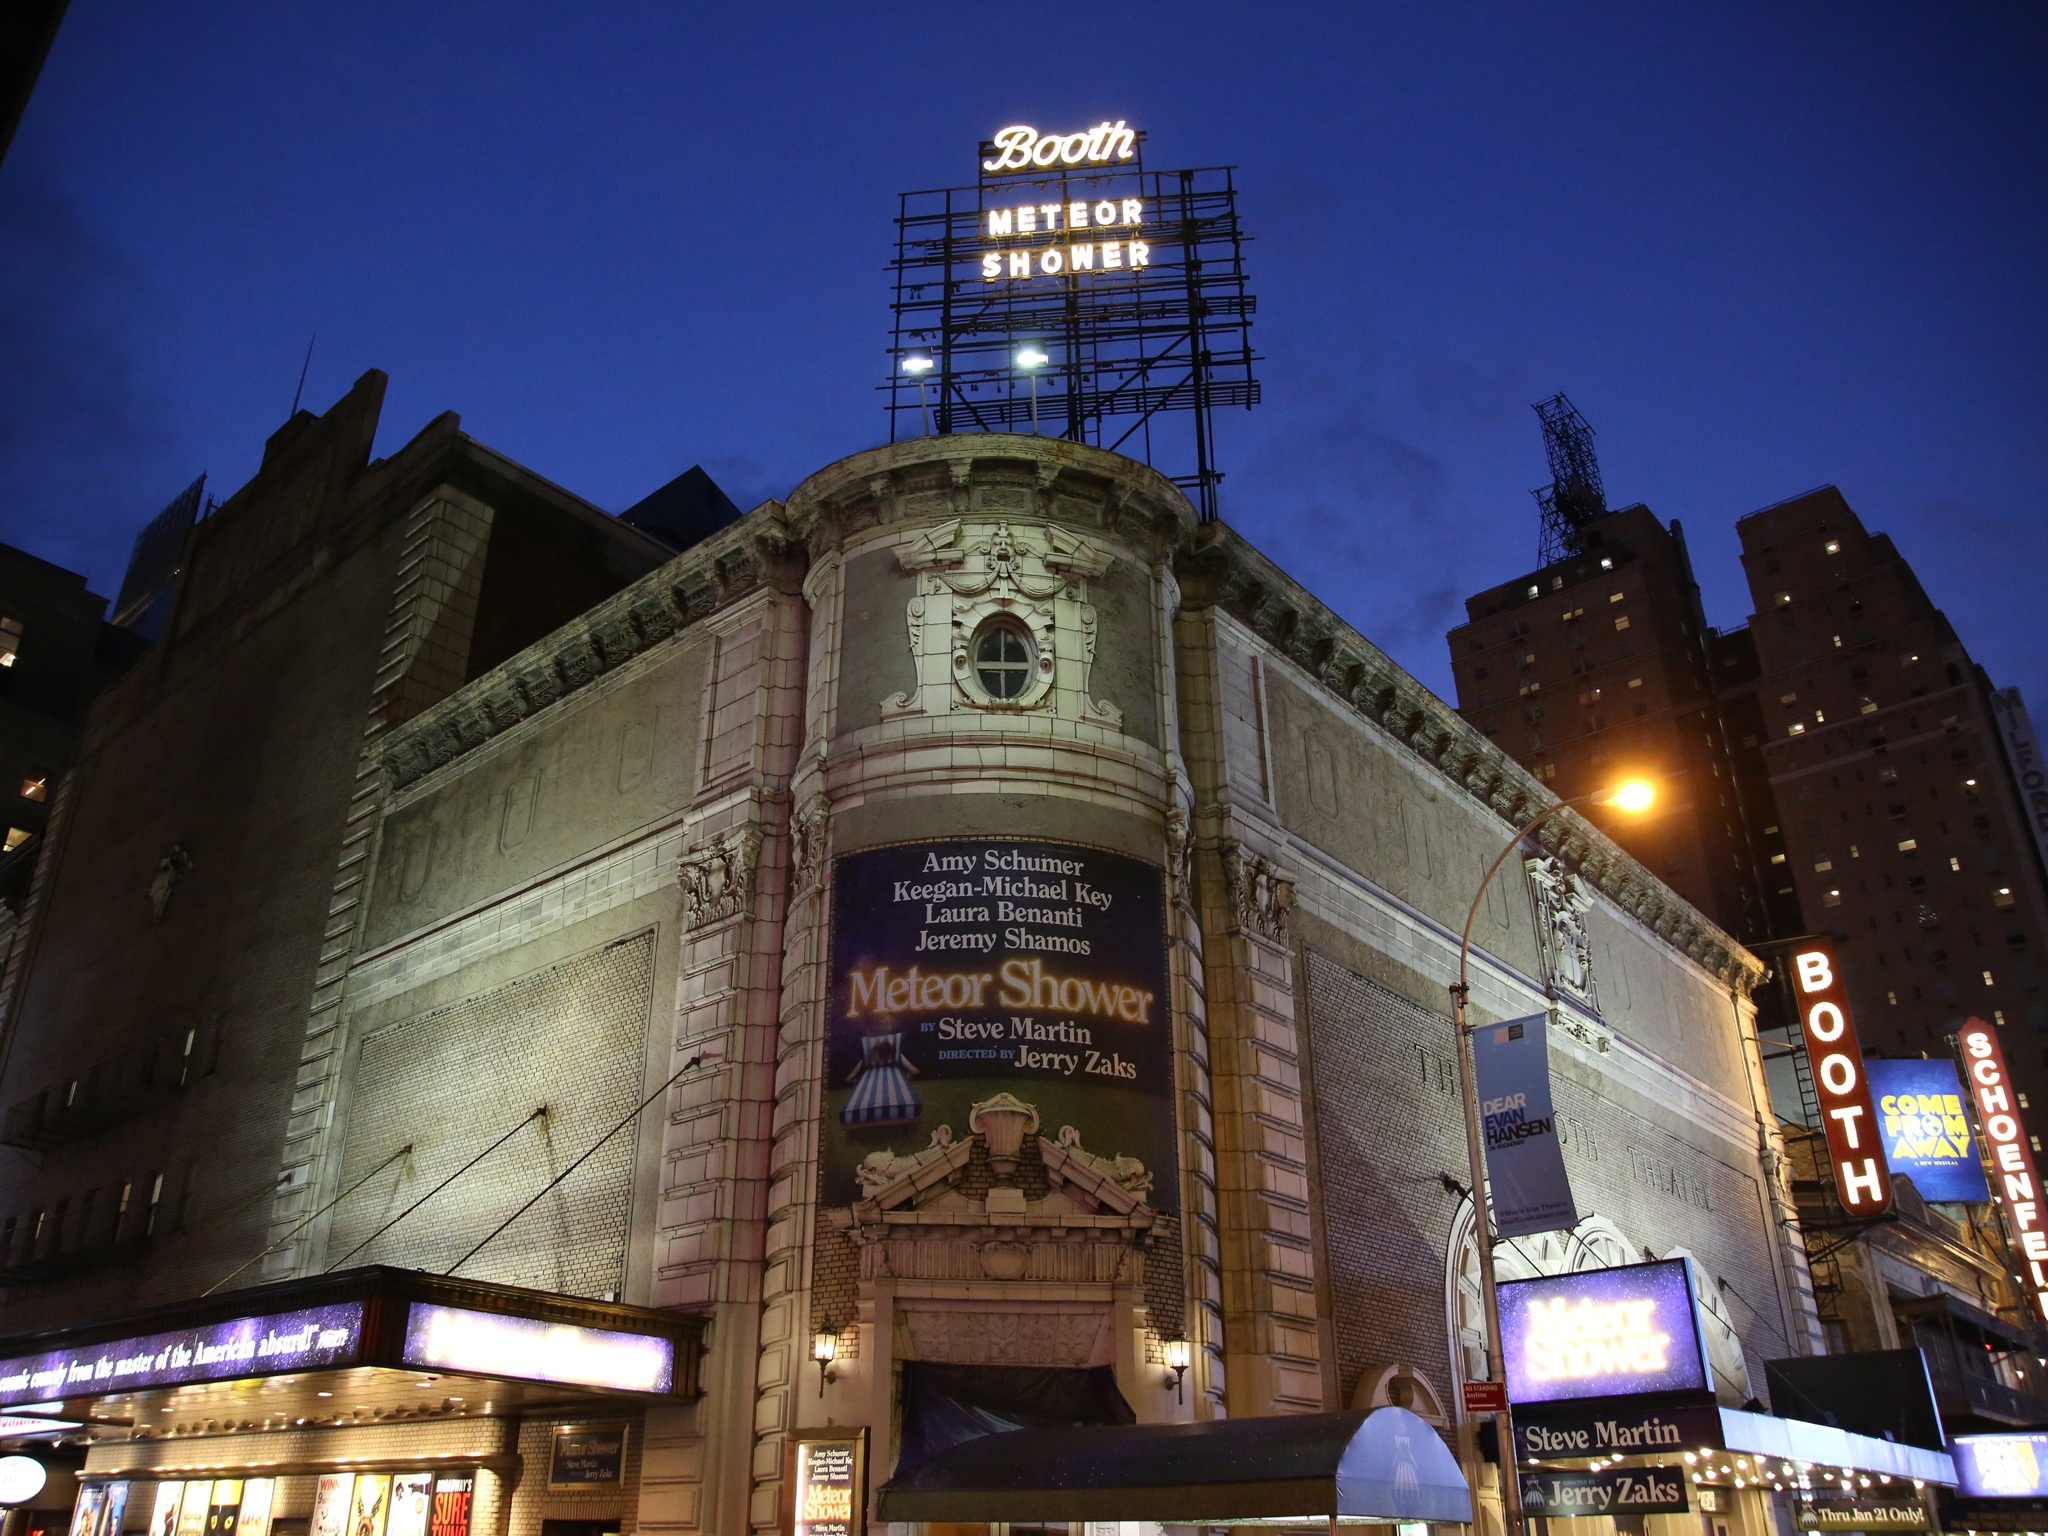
1949,856,1961,872
1814,709,1827,723
1823,890,1843,907
1832,635,1844,647
1984,970,1996,987
1609,591,1624,604
1814,858,1834,873
1859,698,1878,714
1789,723,1806,736
1628,677,1643,689
1780,691,1798,704
1898,838,1918,853
1886,990,1898,1004
1613,615,1631,631
1824,539,1841,554
0,617,19,668
1775,592,1792,606
1849,845,1860,858
19,777,45,802
1526,584,1540,599
1599,557,1613,569
1770,853,1787,865
1995,888,2016,908
1904,652,1921,664
2,829,28,852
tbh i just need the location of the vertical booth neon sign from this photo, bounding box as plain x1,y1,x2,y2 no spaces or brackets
1792,941,1891,1216
1958,1018,2048,1323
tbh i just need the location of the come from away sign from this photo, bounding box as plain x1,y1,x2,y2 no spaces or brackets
1867,1056,1990,1203
1521,1468,1690,1517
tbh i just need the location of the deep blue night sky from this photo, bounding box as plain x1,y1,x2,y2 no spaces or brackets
2,4,2042,705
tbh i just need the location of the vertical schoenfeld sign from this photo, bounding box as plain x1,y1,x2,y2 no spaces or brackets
821,838,1176,1209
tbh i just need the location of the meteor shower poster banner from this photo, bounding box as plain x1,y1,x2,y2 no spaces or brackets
1473,1013,1579,1238
821,839,1175,1210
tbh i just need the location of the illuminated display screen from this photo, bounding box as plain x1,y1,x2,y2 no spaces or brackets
401,1304,673,1394
1954,1433,2048,1498
0,1303,364,1407
1498,1259,1711,1405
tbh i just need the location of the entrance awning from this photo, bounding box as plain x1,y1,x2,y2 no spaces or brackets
876,1405,1472,1525
0,1265,702,1420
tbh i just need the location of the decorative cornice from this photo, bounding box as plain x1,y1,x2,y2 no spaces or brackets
1177,523,1766,995
379,507,797,792
780,432,1198,566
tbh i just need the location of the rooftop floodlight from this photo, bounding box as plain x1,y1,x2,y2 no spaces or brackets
1016,348,1050,434
901,356,937,437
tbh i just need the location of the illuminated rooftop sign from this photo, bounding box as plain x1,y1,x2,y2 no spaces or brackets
401,1304,674,1395
0,1303,364,1408
981,121,1137,175
1498,1259,1711,1405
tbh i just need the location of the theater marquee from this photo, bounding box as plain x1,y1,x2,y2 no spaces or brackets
820,839,1176,1210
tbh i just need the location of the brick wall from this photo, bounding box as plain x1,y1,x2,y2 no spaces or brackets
324,932,655,1293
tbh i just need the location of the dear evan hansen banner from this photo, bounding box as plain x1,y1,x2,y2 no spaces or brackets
1475,1014,1580,1238
1867,1057,1991,1203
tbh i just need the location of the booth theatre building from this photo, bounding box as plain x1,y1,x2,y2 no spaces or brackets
0,379,1838,1535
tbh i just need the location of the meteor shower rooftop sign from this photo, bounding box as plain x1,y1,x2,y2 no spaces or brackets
884,118,1258,521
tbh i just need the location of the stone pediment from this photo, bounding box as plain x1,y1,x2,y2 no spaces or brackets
834,1099,1156,1289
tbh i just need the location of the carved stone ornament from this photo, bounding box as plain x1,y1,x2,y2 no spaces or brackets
1164,805,1192,903
149,844,193,925
676,824,762,930
1525,853,1599,1010
1221,842,1295,942
883,519,1121,726
790,793,831,898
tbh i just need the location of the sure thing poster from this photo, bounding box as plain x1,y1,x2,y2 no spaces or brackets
821,838,1175,1209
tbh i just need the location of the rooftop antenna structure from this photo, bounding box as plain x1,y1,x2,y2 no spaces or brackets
1531,392,1607,564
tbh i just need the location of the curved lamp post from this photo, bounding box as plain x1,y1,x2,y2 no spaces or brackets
1450,778,1655,1536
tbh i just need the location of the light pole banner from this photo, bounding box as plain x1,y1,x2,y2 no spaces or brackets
1473,1013,1579,1238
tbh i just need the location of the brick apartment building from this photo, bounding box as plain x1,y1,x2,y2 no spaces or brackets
1446,505,1773,940
1451,470,2048,1131
1735,487,2048,1097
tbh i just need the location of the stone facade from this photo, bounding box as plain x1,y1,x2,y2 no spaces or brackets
0,425,1820,1536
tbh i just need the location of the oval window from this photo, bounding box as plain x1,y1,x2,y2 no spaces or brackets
973,621,1034,700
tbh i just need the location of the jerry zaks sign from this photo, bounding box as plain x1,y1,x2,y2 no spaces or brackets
1790,940,1891,1216
1958,1019,2048,1323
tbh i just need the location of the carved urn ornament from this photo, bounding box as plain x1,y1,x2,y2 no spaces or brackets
968,1092,1040,1181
